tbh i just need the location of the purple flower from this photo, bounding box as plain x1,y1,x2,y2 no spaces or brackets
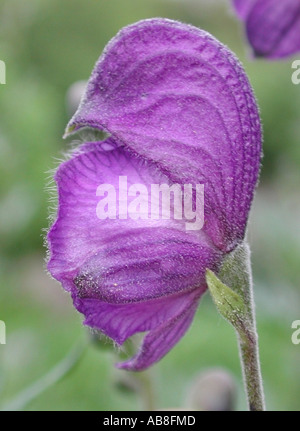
47,19,261,371
233,0,300,58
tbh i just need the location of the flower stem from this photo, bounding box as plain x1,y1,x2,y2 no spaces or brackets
238,325,265,411
235,246,266,411
207,242,266,411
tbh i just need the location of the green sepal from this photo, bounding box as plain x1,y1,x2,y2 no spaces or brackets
206,269,247,331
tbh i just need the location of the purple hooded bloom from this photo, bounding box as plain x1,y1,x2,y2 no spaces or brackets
233,0,300,58
47,19,261,371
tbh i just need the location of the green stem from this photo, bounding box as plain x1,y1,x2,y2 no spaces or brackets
207,242,266,411
238,326,265,411
235,246,265,412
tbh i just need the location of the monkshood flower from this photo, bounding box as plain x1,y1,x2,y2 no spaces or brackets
233,0,300,58
47,19,261,371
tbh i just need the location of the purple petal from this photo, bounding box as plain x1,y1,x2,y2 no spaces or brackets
73,287,201,370
73,287,201,346
48,138,221,302
117,290,201,371
65,19,261,253
233,0,300,58
47,140,217,368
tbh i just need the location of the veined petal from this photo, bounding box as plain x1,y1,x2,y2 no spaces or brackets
65,18,262,253
117,290,201,371
72,287,201,347
48,138,221,304
47,139,218,362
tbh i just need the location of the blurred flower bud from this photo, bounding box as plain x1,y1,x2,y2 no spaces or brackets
113,369,140,395
65,80,86,116
186,368,237,411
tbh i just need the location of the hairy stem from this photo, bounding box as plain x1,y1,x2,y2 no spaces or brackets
236,247,265,412
216,242,266,411
238,327,265,411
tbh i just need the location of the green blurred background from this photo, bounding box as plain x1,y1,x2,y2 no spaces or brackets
0,0,299,411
